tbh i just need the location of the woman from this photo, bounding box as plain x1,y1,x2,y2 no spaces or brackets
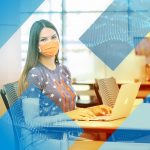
18,19,111,149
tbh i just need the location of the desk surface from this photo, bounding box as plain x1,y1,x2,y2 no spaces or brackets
52,99,144,134
69,141,150,150
76,99,143,132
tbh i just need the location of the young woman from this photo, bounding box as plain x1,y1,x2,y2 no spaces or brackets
18,19,111,150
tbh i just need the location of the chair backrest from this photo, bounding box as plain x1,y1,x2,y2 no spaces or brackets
0,81,20,150
2,81,18,109
93,81,103,105
96,77,119,107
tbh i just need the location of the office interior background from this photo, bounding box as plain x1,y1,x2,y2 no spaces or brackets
0,0,148,89
1,1,150,149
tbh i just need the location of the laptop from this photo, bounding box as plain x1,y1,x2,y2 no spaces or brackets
88,83,140,121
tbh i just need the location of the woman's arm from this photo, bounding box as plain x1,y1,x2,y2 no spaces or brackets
22,98,98,128
22,98,70,128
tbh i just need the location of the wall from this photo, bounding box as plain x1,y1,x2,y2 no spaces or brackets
0,29,22,88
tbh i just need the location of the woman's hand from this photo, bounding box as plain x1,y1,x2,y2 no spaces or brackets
65,105,112,120
66,108,96,120
88,105,112,116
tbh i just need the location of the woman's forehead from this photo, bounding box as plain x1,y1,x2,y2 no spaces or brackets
39,27,57,37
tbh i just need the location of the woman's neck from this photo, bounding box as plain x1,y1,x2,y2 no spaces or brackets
39,55,56,70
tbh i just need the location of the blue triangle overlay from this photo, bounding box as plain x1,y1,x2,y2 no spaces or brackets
99,101,150,149
79,0,150,70
0,84,83,150
0,0,44,48
99,142,150,150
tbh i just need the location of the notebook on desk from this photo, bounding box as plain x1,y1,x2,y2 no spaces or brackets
88,83,140,121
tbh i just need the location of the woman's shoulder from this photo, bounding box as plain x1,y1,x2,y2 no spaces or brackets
28,66,41,76
27,66,45,89
59,64,71,76
27,64,45,81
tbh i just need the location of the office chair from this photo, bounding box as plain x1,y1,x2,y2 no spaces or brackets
95,77,119,108
1,81,18,109
0,81,22,150
0,82,84,150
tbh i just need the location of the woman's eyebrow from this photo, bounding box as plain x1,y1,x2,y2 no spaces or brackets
40,34,57,39
51,34,57,37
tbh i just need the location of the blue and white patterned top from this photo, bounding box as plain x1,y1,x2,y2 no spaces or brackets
27,62,76,116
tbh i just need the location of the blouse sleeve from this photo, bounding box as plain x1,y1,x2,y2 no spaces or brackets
22,98,71,128
27,68,44,90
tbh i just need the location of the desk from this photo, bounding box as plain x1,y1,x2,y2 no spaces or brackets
75,99,143,133
52,99,144,141
69,141,150,150
74,81,150,100
72,82,101,107
137,82,150,98
118,82,150,98
73,81,150,109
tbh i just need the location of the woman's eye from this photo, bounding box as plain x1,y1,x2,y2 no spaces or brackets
51,36,57,39
40,38,47,42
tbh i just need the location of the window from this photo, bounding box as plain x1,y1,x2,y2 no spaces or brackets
20,0,113,81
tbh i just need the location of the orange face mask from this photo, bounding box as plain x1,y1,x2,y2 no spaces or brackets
39,40,59,57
